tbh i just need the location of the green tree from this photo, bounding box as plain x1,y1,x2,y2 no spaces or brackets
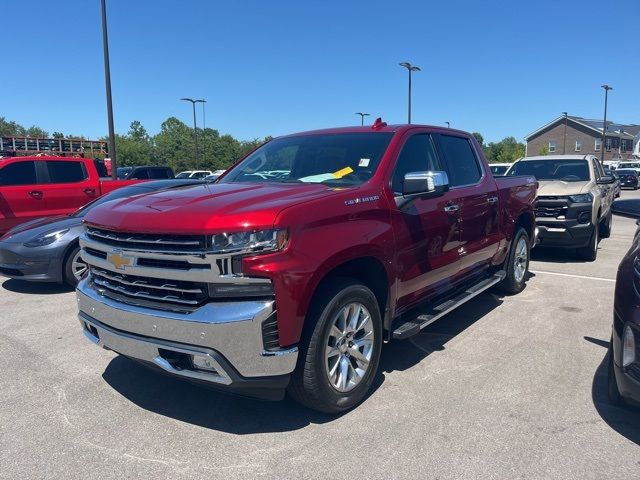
0,117,26,136
472,132,484,147
484,136,525,164
25,126,49,138
114,120,155,166
52,132,65,139
538,145,549,156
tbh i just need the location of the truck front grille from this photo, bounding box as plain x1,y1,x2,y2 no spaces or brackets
86,227,207,253
91,267,208,309
535,205,568,218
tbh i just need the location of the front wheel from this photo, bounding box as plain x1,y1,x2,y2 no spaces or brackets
577,222,599,261
497,227,530,294
600,211,612,239
288,279,382,413
63,245,87,288
608,341,626,407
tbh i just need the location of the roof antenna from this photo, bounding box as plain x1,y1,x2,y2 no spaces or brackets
372,117,387,130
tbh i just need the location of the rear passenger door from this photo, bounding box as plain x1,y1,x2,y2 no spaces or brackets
437,133,501,277
39,160,97,215
0,160,44,233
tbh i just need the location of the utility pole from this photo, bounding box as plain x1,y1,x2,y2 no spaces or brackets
445,121,450,128
399,62,421,124
101,0,117,180
355,112,370,126
562,112,568,154
180,98,206,166
600,85,612,164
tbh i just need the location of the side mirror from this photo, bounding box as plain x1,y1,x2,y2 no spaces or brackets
612,199,640,219
397,171,449,207
597,175,615,185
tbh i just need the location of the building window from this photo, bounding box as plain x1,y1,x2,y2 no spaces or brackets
595,138,602,151
548,140,556,153
575,139,581,152
621,139,628,152
606,138,612,151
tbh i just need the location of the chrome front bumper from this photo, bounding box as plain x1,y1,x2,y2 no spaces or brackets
76,278,298,384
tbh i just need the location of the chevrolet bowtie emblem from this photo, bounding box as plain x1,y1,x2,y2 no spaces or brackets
106,251,133,270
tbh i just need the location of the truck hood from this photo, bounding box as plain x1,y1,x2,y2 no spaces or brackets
83,182,349,234
537,180,592,197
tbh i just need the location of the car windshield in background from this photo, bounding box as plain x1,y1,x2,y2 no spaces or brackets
508,159,589,182
616,169,638,176
220,133,394,186
490,165,509,175
618,163,640,169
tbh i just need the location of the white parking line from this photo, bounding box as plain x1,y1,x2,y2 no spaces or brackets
530,270,616,283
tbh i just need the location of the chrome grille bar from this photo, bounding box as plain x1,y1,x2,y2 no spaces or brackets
92,276,201,306
91,268,204,294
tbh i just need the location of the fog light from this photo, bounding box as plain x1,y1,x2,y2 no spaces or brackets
208,282,274,298
622,325,636,368
578,211,591,224
191,354,219,372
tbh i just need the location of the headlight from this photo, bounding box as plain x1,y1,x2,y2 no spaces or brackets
210,229,288,254
568,193,593,203
23,229,69,247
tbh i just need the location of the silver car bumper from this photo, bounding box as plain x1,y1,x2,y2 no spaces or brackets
76,278,298,385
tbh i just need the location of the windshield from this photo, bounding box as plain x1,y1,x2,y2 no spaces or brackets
72,185,158,217
508,159,589,182
220,133,394,186
616,169,637,175
175,172,191,178
619,163,640,169
490,165,509,175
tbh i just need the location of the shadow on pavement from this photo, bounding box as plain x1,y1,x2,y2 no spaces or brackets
1,278,72,295
102,290,506,433
590,338,640,446
531,246,582,263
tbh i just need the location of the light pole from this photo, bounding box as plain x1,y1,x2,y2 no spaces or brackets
180,98,206,166
355,112,370,126
445,121,450,128
562,112,568,154
399,62,421,124
101,0,117,180
600,85,612,164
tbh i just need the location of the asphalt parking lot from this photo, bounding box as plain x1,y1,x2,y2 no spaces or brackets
2,192,640,480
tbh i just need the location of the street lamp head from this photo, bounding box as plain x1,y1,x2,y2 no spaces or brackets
194,99,206,104
601,84,612,91
180,97,195,103
410,66,421,72
399,62,411,69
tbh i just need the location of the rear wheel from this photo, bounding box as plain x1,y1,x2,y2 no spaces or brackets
288,279,382,413
497,227,530,294
63,245,87,288
577,221,599,261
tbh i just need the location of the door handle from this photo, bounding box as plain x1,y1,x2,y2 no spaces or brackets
487,196,498,204
444,204,460,213
28,190,43,199
83,188,97,196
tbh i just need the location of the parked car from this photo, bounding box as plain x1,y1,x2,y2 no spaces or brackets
617,162,640,175
0,179,204,287
0,156,142,235
608,199,640,407
615,169,639,190
489,163,512,176
119,166,174,180
175,170,213,179
508,154,616,260
603,166,622,198
204,169,227,182
75,122,537,412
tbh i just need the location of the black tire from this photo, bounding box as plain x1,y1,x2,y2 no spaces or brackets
496,227,530,294
599,211,612,239
577,222,599,261
608,341,626,407
63,244,87,288
288,278,382,413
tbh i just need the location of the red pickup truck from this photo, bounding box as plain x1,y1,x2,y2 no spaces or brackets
0,156,140,235
77,122,537,412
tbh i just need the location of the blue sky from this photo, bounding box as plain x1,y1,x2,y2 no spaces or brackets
1,0,638,143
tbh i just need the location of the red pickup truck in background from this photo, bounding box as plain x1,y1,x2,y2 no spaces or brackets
0,156,141,235
77,122,537,412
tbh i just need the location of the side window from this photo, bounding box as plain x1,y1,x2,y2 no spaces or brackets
46,161,87,183
391,134,440,193
591,159,601,179
0,161,38,186
149,169,168,179
439,135,482,187
131,170,150,180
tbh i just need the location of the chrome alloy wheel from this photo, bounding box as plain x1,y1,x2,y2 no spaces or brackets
324,302,374,393
71,250,88,281
514,236,528,283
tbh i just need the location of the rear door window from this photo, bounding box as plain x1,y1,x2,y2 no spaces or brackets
46,160,88,183
0,161,38,186
438,135,482,187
